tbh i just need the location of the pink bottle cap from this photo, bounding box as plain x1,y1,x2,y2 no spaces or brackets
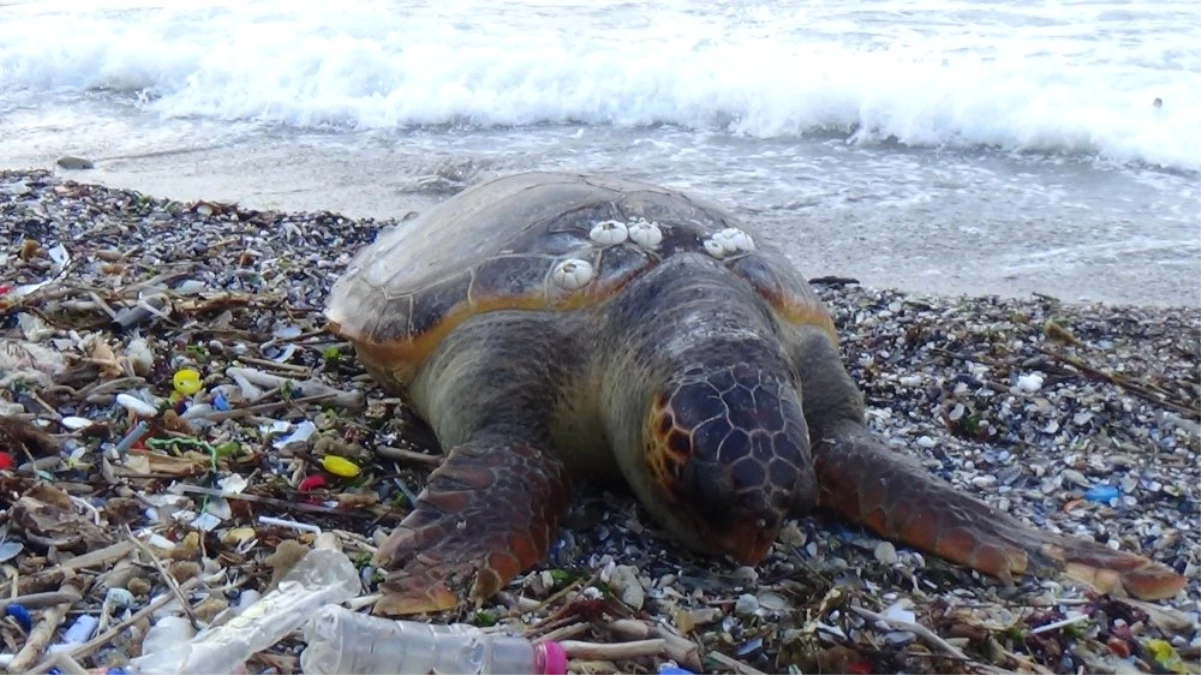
536,640,568,675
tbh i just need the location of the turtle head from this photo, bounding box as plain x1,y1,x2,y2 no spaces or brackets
643,361,817,565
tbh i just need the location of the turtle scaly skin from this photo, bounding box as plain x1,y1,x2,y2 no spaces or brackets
325,172,1186,616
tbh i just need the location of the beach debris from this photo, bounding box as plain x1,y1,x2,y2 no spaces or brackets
0,168,1196,674
55,156,94,170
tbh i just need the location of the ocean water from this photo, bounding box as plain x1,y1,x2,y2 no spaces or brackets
1,0,1198,305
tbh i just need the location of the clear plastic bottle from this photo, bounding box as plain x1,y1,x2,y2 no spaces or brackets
130,548,361,674
300,604,568,675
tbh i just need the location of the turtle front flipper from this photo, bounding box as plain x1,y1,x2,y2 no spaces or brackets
372,438,571,616
810,421,1186,601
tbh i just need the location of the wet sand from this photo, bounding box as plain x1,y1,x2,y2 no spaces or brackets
4,135,1198,308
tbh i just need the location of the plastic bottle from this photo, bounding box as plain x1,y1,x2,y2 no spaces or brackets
300,604,568,675
130,548,360,674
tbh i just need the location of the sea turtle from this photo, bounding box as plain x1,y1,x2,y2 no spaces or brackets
325,172,1185,616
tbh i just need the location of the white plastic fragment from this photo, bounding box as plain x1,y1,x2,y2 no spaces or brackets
273,420,317,449
60,614,99,645
141,615,196,655
628,218,664,248
46,244,70,266
881,600,916,625
258,515,322,535
218,474,249,494
190,512,224,532
589,220,629,245
60,416,95,431
130,549,359,675
115,393,158,417
1014,372,1045,393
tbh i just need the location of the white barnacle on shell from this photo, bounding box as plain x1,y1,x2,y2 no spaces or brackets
704,227,755,258
703,237,728,258
723,227,755,252
589,220,629,245
627,218,664,249
552,258,595,290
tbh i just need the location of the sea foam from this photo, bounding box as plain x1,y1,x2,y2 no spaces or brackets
2,0,1198,171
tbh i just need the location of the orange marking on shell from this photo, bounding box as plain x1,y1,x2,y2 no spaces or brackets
774,299,839,344
331,282,627,385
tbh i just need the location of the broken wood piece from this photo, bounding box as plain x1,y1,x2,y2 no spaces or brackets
0,590,83,612
559,638,666,661
375,444,443,467
850,605,969,661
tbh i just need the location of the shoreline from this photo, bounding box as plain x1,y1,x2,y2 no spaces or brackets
2,166,1198,673
4,133,1198,309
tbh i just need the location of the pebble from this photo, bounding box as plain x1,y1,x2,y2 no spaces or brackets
1061,469,1090,488
874,541,898,565
609,565,645,610
55,155,94,170
734,593,759,617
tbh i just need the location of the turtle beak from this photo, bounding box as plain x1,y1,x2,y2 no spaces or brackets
715,519,778,565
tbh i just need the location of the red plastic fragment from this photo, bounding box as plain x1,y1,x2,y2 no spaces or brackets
0,452,13,470
298,474,327,492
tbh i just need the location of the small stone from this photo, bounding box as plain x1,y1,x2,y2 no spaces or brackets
609,565,644,610
732,566,759,585
1062,469,1089,488
756,590,792,612
734,593,759,617
874,541,898,565
56,156,94,170
971,475,997,489
916,435,936,449
778,521,806,547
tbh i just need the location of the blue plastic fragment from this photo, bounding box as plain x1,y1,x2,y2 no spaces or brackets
213,392,230,411
5,603,32,631
658,667,695,675
1085,485,1120,503
106,669,130,675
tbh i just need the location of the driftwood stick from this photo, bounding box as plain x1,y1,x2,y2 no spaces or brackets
560,638,666,660
708,650,769,675
850,605,968,661
375,445,443,467
0,590,83,611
